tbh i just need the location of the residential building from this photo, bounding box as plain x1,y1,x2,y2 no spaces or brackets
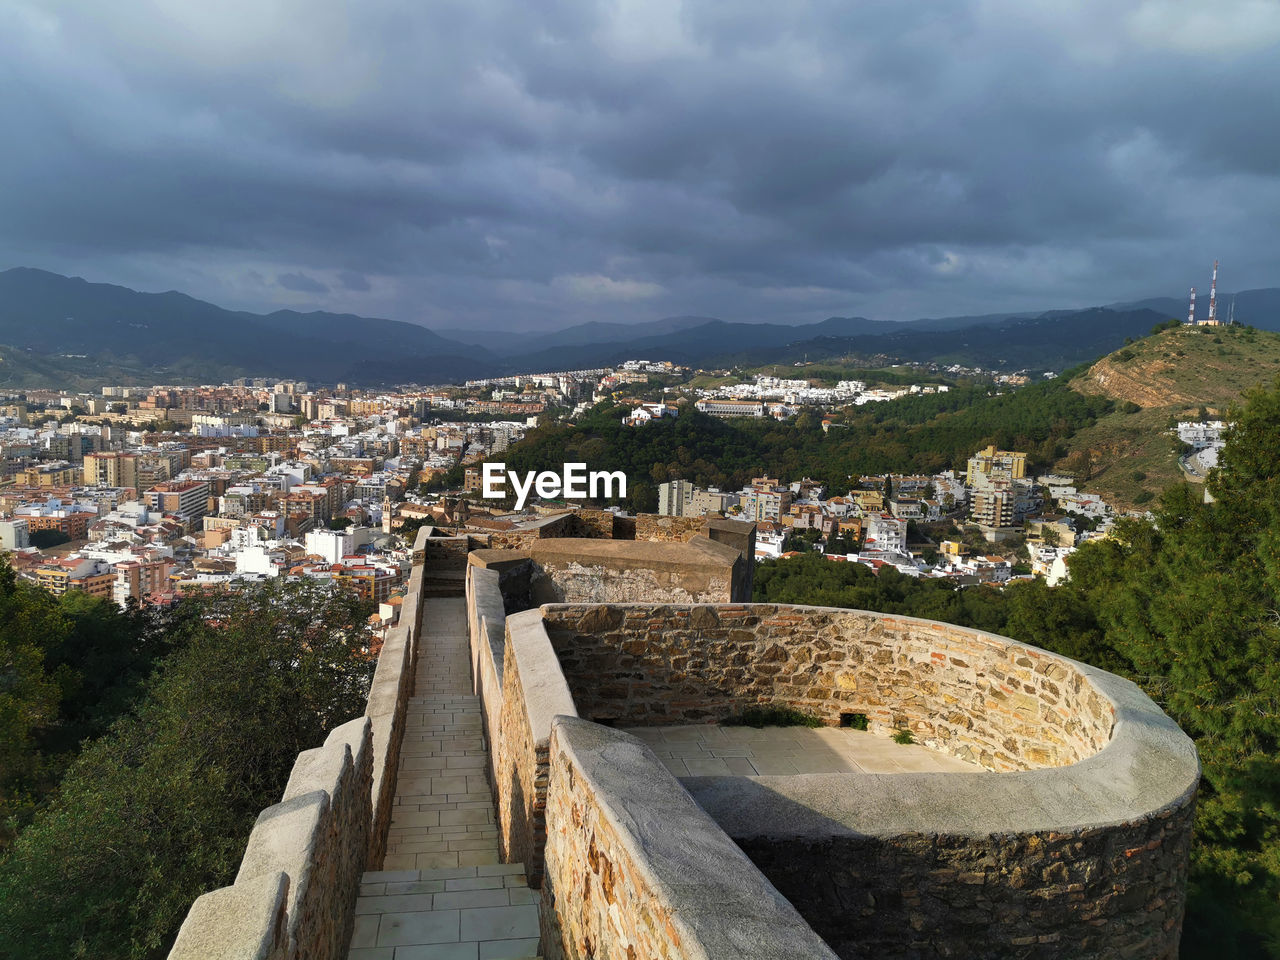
694,399,765,418
969,475,1038,531
965,445,1027,486
623,403,678,426
145,480,212,522
84,451,139,490
0,518,30,551
658,480,696,517
304,526,375,565
864,514,907,554
741,479,792,523
333,563,398,605
22,462,82,487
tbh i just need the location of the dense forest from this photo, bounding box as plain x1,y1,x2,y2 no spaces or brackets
755,376,1280,958
490,375,1114,511
0,576,375,960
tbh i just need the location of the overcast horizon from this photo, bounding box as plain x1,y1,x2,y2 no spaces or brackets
2,1,1278,332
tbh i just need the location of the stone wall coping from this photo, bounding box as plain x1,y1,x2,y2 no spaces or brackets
538,602,1200,841
703,517,755,537
469,567,507,685
168,871,290,960
506,609,579,747
526,536,734,572
684,534,746,565
468,548,532,570
548,716,841,960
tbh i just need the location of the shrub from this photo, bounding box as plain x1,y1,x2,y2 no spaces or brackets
841,712,869,730
722,707,823,728
892,729,915,745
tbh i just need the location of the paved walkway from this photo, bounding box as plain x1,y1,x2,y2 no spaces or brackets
625,723,981,776
348,596,541,960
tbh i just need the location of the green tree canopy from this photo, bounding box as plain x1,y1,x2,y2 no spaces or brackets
0,578,376,960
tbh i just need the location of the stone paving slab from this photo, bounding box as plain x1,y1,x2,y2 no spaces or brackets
349,597,540,959
626,723,981,777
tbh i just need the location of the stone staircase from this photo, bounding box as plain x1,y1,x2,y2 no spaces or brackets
347,597,541,959
421,568,467,599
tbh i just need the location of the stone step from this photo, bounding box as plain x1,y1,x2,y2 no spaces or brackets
364,863,527,885
352,864,539,959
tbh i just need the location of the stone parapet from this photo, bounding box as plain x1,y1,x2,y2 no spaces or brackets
167,550,430,960
632,513,707,542
542,603,1113,768
493,609,579,886
169,716,374,960
540,717,841,960
526,537,744,606
466,563,508,748
531,601,1199,959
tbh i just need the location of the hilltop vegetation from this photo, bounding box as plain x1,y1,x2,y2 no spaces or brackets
493,378,1114,511
1058,324,1280,507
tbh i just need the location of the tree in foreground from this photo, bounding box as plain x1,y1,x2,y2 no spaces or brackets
0,578,375,960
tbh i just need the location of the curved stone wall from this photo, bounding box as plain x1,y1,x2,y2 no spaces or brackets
541,603,1114,771
532,602,1200,959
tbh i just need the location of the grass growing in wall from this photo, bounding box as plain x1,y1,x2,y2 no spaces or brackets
893,729,916,745
721,707,824,729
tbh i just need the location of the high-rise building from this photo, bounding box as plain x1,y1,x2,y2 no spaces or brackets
84,451,139,491
965,445,1026,486
658,479,695,517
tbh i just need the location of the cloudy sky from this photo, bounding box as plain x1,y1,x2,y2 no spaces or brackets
1,1,1278,331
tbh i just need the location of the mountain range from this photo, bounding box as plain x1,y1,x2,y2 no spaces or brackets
1,266,1277,388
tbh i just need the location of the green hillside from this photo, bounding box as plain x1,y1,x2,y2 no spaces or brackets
0,345,198,391
1059,324,1280,507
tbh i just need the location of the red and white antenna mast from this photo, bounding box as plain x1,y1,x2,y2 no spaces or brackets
1188,287,1196,325
1208,260,1218,323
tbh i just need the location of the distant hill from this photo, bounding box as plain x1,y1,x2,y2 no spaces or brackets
1056,323,1280,507
1109,287,1280,328
0,267,490,387
5,265,1280,389
723,307,1177,372
434,316,724,354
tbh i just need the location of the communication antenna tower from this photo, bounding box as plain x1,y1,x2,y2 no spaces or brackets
1208,260,1219,324
1188,287,1196,325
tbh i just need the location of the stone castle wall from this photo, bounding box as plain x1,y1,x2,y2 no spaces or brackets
525,538,746,607
471,594,1197,960
539,717,840,960
541,603,1112,770
633,513,707,542
733,800,1194,960
167,528,432,960
492,608,579,886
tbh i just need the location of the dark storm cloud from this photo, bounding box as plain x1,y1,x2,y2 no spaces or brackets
339,271,372,292
277,271,329,294
1,1,1278,329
